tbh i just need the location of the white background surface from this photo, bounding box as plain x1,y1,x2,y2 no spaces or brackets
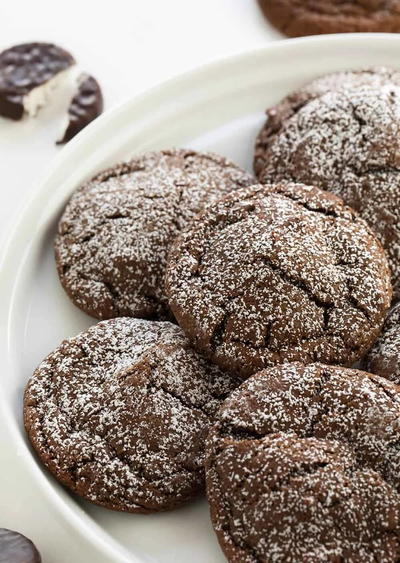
0,1,279,560
0,0,279,249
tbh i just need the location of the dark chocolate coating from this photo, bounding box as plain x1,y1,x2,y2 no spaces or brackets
57,73,103,144
0,42,75,120
0,528,41,563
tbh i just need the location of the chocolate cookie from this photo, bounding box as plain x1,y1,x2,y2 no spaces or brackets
257,81,400,298
364,304,400,384
55,149,255,320
206,363,400,562
258,0,400,38
166,183,391,378
24,318,239,512
254,67,400,178
0,529,41,563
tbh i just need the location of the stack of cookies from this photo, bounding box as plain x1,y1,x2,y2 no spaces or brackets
24,68,400,562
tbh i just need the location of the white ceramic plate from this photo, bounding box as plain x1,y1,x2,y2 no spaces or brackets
2,34,400,563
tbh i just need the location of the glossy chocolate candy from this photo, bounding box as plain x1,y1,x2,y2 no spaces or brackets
0,528,41,563
57,73,103,143
0,42,75,120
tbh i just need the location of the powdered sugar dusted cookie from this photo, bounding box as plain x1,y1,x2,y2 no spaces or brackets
24,318,239,512
55,149,255,321
364,303,400,384
256,77,400,297
0,529,41,563
166,183,392,378
206,363,400,562
254,67,400,178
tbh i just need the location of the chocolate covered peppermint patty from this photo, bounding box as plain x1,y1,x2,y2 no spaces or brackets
57,73,103,144
0,42,75,120
0,528,41,563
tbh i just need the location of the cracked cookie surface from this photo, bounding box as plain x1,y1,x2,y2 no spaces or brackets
24,318,240,512
166,183,391,379
254,67,400,178
55,149,255,321
257,82,400,298
364,303,400,384
258,0,400,38
206,363,400,562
